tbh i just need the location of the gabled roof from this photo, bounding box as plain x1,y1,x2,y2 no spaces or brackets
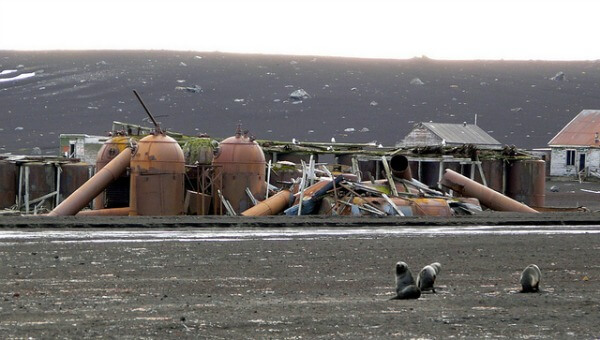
548,110,600,147
419,122,502,146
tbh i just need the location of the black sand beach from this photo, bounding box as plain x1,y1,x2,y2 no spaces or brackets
2,50,600,154
1,228,599,339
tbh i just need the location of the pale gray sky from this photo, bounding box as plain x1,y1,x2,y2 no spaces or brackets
1,0,598,60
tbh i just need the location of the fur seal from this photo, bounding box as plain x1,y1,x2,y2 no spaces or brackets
416,262,442,293
520,264,541,293
391,261,421,300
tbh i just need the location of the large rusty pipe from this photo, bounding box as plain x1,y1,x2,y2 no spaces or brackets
390,155,412,181
241,190,291,216
440,169,538,213
76,207,130,216
48,148,132,216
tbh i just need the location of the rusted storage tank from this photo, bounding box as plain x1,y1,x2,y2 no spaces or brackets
0,160,17,209
419,161,441,188
59,162,92,203
212,129,266,214
94,136,130,209
20,162,57,210
474,159,504,193
129,134,186,216
506,159,546,207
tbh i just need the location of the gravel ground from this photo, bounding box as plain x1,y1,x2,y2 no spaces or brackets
1,228,599,339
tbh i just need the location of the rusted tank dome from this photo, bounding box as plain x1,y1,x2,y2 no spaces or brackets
129,134,186,216
96,136,130,170
212,129,266,214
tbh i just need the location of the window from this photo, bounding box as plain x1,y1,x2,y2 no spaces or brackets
566,150,575,166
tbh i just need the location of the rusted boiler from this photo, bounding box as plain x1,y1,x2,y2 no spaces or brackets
129,133,186,216
212,127,266,214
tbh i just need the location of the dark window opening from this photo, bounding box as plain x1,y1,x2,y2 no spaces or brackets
566,150,575,166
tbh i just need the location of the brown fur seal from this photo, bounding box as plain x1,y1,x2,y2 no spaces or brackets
391,261,421,300
520,264,541,293
416,262,442,293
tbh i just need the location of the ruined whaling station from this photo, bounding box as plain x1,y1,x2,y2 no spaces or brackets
0,91,556,218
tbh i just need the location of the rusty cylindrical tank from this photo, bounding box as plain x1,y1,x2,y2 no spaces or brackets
23,162,57,210
93,136,130,209
129,134,185,216
212,130,267,214
59,162,92,203
506,159,546,207
48,148,132,216
440,169,538,213
0,160,17,209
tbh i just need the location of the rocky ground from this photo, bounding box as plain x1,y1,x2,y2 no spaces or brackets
0,228,599,339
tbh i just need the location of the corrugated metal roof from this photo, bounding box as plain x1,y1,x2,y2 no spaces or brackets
548,110,600,146
421,122,502,146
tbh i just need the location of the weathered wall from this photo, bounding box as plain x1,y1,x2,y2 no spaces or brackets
550,147,600,177
402,127,443,147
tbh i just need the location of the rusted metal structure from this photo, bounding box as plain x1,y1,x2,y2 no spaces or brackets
59,162,92,204
185,164,223,215
127,90,186,216
93,136,130,209
337,196,453,217
440,169,538,213
506,160,546,207
21,162,56,210
212,126,267,214
241,190,292,216
0,160,17,209
76,207,130,216
48,148,133,216
390,155,412,180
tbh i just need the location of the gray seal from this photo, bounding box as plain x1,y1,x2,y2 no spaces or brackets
391,261,421,300
520,264,541,293
416,262,442,293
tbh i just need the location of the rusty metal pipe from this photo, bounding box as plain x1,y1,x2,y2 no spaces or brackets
76,207,130,216
440,169,538,213
48,148,132,216
390,155,412,181
241,190,291,216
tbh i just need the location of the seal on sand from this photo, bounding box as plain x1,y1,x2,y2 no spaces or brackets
520,264,541,293
391,261,421,300
416,262,442,293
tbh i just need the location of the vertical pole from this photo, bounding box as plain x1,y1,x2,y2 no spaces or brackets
297,160,307,216
17,164,23,209
266,160,272,199
55,164,62,207
309,155,315,186
438,160,444,187
24,165,30,214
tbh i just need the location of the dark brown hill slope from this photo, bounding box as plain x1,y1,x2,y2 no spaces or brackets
1,50,600,154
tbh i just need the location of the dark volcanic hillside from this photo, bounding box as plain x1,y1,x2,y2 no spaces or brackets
1,50,600,155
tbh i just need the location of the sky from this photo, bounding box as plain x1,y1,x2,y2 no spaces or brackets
1,0,599,60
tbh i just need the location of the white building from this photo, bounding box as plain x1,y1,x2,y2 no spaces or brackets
548,109,600,178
